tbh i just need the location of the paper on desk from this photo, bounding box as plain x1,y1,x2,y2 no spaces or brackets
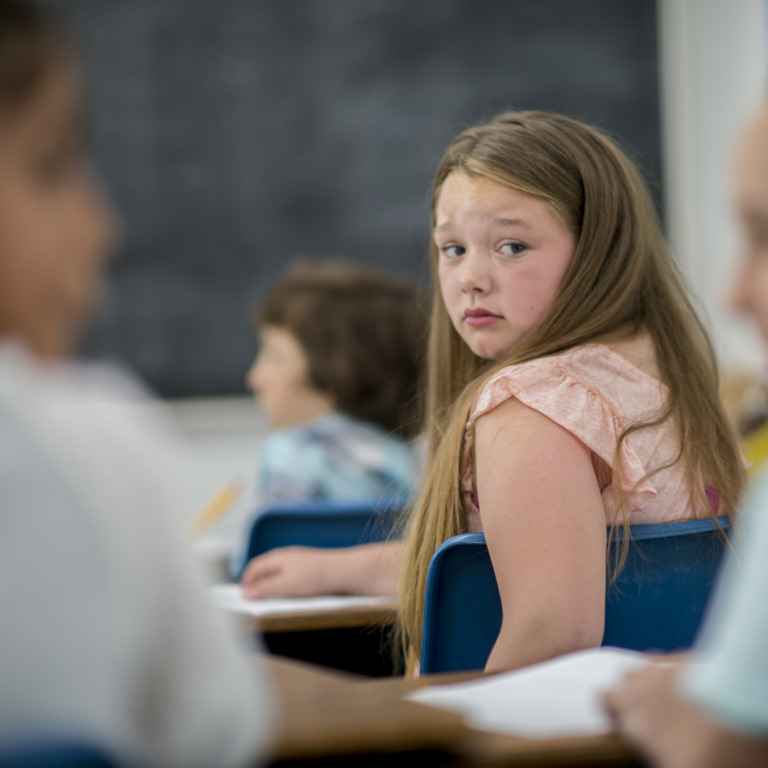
192,533,238,562
209,583,395,616
407,647,650,738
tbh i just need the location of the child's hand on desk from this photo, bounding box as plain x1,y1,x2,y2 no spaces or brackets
602,662,762,768
241,541,401,598
240,546,337,599
603,662,684,757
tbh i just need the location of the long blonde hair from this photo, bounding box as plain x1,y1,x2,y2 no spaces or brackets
398,111,745,674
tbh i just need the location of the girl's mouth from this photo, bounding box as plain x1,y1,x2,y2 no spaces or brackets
464,308,502,327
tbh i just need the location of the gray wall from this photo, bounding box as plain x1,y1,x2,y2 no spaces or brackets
57,0,660,397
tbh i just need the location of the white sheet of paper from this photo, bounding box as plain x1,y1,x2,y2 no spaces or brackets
407,647,650,738
208,583,395,617
192,534,237,562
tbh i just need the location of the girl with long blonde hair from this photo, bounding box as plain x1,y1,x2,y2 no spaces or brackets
242,110,744,675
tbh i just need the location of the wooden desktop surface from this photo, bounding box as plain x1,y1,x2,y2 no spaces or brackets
243,598,398,633
266,655,641,766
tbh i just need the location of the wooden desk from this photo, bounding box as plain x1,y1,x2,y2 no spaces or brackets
267,656,642,766
236,598,399,676
268,656,465,760
213,587,399,673
246,598,398,634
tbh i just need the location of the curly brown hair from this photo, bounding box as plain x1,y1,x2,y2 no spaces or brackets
254,260,428,439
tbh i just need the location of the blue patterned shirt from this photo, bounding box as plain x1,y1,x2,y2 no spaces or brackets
258,413,417,504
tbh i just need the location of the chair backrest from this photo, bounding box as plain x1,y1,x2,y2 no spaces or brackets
240,497,405,573
419,516,730,674
0,743,114,768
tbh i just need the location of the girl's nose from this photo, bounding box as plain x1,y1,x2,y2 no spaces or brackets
459,252,492,293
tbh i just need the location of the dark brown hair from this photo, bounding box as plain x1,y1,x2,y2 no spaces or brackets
0,0,69,112
255,261,427,439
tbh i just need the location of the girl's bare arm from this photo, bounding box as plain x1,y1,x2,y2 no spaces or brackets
474,398,607,673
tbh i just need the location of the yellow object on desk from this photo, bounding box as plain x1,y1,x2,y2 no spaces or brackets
743,420,768,476
187,480,241,537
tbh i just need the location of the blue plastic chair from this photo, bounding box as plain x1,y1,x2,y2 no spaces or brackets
238,498,405,577
0,743,114,767
420,516,730,673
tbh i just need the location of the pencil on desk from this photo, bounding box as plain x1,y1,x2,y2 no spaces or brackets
188,480,241,537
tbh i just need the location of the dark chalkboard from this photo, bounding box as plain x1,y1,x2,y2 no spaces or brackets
53,0,660,397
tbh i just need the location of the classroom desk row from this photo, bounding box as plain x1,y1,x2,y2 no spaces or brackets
230,594,401,676
266,654,642,766
234,599,642,765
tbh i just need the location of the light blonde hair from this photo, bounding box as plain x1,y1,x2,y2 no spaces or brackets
398,110,745,674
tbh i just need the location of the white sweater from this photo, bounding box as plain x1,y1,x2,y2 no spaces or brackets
0,341,273,767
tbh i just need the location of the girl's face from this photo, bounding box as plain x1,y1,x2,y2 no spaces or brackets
246,325,335,429
0,64,116,360
730,107,768,350
435,171,576,360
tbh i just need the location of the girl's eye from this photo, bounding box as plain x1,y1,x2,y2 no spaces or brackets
441,245,465,259
500,242,526,257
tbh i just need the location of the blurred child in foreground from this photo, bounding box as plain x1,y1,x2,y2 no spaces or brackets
604,104,768,768
0,1,272,764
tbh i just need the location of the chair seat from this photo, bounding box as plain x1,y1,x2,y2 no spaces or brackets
0,743,114,767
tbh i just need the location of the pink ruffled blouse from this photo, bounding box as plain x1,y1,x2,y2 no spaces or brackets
461,343,709,532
